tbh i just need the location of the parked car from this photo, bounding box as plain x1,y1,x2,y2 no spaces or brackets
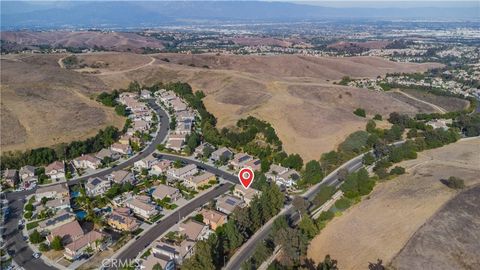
32,252,41,259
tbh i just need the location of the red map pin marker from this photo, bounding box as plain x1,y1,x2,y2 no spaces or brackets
238,167,254,189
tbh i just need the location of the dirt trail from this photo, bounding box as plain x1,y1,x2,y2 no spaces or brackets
394,89,447,113
95,56,156,75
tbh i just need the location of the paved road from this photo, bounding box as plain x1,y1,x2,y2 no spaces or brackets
3,99,170,270
155,153,239,184
114,182,233,264
225,150,379,270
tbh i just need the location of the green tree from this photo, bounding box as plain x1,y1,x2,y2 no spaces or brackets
299,215,318,239
25,203,34,212
362,152,375,166
152,263,163,270
353,108,366,118
39,243,50,252
29,229,44,244
316,254,338,270
302,160,323,185
444,176,465,189
51,236,64,251
281,154,303,171
373,114,382,121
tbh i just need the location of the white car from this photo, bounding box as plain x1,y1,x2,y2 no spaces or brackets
32,252,41,259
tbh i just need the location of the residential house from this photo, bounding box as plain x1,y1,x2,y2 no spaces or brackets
38,210,76,232
169,98,187,112
166,134,187,151
244,158,262,172
152,184,181,201
216,194,244,215
119,134,140,145
184,172,216,191
85,177,111,197
95,148,120,161
2,169,18,187
210,147,233,162
45,161,65,180
200,209,227,230
174,121,192,135
72,154,101,170
175,110,195,122
140,89,152,99
19,165,36,181
64,230,108,261
134,155,157,170
109,170,135,184
167,164,198,180
125,197,159,220
133,119,150,132
151,237,195,265
193,142,214,158
35,182,69,201
142,253,176,270
46,220,84,246
179,220,210,241
107,208,140,232
166,139,184,151
233,184,261,206
150,160,172,175
19,165,37,189
229,153,253,169
266,164,300,187
111,143,132,155
45,197,71,211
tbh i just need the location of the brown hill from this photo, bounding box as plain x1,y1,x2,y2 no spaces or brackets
1,52,444,160
0,54,124,152
0,31,164,52
307,138,480,269
73,52,443,160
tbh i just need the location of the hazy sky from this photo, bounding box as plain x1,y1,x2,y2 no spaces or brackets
293,1,479,8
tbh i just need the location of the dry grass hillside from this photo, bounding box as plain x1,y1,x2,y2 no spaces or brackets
307,137,480,270
0,54,125,152
2,52,445,159
0,31,164,52
78,52,442,160
391,184,480,270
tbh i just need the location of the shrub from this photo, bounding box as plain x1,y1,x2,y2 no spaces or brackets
373,114,383,120
390,166,406,175
318,210,334,222
443,176,465,190
335,198,351,210
24,211,33,219
353,108,366,118
39,243,50,252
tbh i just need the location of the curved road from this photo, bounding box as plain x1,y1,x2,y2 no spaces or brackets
225,140,406,270
3,99,169,270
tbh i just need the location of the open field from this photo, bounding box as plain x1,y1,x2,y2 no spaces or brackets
307,137,480,269
0,54,125,153
73,52,442,160
391,184,480,270
1,52,444,159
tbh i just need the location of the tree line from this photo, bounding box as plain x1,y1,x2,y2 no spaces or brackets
181,182,285,270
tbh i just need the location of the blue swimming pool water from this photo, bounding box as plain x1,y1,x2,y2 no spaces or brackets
75,210,87,220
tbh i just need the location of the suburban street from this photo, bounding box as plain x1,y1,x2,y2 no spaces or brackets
3,99,169,270
225,151,371,270
114,182,233,264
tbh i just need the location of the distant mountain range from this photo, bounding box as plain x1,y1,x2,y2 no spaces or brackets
1,1,478,30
